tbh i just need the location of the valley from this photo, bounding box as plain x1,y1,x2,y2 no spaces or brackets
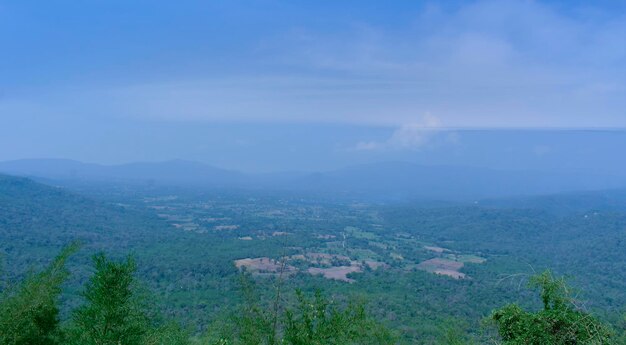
1,175,625,342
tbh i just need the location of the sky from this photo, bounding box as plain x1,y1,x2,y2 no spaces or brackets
1,0,625,171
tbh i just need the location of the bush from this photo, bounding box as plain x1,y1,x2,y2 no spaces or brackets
0,243,78,345
490,270,614,345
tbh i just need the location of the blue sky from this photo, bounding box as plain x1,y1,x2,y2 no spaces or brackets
1,1,625,170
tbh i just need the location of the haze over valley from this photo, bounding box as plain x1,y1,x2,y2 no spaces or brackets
1,1,626,344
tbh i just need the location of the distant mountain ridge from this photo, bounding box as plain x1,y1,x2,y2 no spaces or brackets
1,158,626,200
292,161,626,199
0,158,243,187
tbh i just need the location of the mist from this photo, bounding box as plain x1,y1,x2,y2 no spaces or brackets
2,0,626,196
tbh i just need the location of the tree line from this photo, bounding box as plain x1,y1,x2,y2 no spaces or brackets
0,244,620,345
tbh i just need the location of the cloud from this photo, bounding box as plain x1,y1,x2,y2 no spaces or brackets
2,1,625,128
112,1,624,127
266,0,626,127
353,114,448,151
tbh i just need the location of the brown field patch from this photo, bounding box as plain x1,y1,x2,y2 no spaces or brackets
417,258,465,279
307,252,350,260
307,266,362,283
390,253,404,260
433,269,466,279
172,223,199,231
424,246,448,253
454,255,487,264
288,254,306,261
234,257,295,275
305,253,351,266
364,260,388,270
202,217,229,222
214,225,239,231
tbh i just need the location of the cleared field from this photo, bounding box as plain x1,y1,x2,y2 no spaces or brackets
214,225,239,230
364,260,388,270
424,246,448,253
236,254,387,283
295,252,351,266
308,266,362,283
453,254,487,264
346,226,378,240
417,258,466,279
234,257,296,275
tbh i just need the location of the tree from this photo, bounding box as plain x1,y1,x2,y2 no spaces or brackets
213,273,275,345
283,289,395,345
211,274,396,345
490,270,614,344
437,319,475,345
68,254,149,345
142,322,191,345
0,243,78,345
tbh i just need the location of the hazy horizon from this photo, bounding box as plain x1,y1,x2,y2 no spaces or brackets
2,0,626,173
1,128,625,177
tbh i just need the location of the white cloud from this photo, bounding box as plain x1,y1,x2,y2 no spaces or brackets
116,1,625,127
265,0,626,127
353,114,447,151
3,1,625,128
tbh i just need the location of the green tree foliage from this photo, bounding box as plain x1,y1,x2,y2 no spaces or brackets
212,275,396,345
617,313,626,345
226,274,276,345
0,243,78,345
142,323,191,345
436,319,475,345
490,270,614,345
65,252,190,345
67,254,149,345
283,289,395,345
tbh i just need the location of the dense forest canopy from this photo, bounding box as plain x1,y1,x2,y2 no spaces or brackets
1,174,625,343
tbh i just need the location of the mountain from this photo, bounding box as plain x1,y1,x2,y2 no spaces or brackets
291,161,626,200
2,159,626,200
0,159,243,187
479,188,626,214
0,173,173,277
0,173,166,243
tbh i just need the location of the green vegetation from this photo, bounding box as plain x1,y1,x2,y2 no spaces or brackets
68,254,153,345
490,270,614,344
0,243,77,345
282,290,393,345
1,247,394,345
1,175,625,343
1,246,620,344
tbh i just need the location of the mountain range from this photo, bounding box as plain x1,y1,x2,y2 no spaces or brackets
1,158,625,200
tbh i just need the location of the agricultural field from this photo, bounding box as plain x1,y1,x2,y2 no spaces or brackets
139,193,488,284
2,179,625,343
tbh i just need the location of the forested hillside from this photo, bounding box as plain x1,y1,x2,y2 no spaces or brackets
0,174,171,275
1,175,625,343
